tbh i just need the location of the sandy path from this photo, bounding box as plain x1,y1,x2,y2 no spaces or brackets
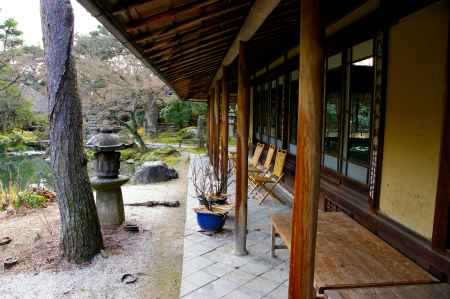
0,158,189,299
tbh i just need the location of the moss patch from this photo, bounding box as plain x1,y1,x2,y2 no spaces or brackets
120,147,143,161
145,128,198,146
140,146,181,165
146,131,179,144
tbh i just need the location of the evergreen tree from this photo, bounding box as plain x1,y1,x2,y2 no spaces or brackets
0,18,23,52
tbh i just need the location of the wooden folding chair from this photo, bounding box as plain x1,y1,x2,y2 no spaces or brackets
249,144,276,189
249,144,275,174
228,151,237,174
249,143,265,169
251,149,287,205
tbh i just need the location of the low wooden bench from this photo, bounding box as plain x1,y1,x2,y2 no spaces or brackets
324,283,450,299
270,212,436,296
270,213,292,257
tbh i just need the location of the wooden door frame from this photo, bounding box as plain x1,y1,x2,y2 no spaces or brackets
432,20,450,254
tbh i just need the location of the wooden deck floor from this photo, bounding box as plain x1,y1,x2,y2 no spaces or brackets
324,283,450,299
314,212,436,293
270,212,437,295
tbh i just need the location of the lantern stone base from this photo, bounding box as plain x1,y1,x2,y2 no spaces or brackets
91,175,129,227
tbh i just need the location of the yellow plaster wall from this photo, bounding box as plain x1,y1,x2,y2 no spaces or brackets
379,0,448,239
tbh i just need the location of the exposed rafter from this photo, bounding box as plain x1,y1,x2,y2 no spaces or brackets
143,26,239,55
157,47,228,70
210,0,282,85
161,53,226,73
126,0,221,32
134,2,250,44
165,58,224,78
144,28,236,57
152,40,230,63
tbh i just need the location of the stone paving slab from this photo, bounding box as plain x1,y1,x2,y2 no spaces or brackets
181,156,291,298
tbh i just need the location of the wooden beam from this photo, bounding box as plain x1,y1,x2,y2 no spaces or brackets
143,26,238,56
145,32,234,62
158,50,222,70
149,39,230,61
167,67,220,84
235,41,250,256
155,44,229,66
220,66,230,193
210,0,282,85
126,0,220,32
288,0,324,298
144,23,204,45
432,20,450,253
144,25,239,55
112,0,174,16
136,2,250,44
156,45,227,67
167,65,219,82
156,15,244,44
326,0,380,36
159,50,226,71
136,15,245,47
165,57,224,77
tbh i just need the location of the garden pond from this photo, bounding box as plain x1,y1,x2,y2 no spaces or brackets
0,152,137,192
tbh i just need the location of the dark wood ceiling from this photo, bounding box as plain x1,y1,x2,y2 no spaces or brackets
248,0,299,72
79,0,375,100
81,0,253,100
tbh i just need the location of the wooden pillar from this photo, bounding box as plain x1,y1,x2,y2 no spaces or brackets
288,0,324,298
214,83,221,173
209,93,215,163
282,53,290,149
220,66,230,192
235,41,250,256
213,90,218,167
207,97,212,158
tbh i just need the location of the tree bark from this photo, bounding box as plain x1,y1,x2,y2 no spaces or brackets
129,110,146,149
197,115,206,148
41,0,103,263
144,94,159,136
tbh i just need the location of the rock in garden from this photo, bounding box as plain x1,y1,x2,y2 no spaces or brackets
135,161,178,184
6,207,15,216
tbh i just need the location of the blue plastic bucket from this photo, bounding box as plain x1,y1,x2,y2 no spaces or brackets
196,210,227,232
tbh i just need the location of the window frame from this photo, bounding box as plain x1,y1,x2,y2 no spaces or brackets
321,37,377,191
251,61,297,151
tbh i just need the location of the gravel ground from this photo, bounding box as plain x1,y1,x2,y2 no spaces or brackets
0,157,189,299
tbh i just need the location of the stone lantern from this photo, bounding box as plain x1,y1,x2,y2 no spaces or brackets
86,127,133,226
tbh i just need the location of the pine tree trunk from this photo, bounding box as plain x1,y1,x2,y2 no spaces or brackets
40,0,103,263
129,111,146,149
144,95,159,136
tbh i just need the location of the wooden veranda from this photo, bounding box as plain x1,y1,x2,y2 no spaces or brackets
79,0,450,298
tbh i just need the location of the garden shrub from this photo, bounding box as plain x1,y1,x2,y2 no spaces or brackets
0,130,39,152
0,135,12,152
17,190,47,208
